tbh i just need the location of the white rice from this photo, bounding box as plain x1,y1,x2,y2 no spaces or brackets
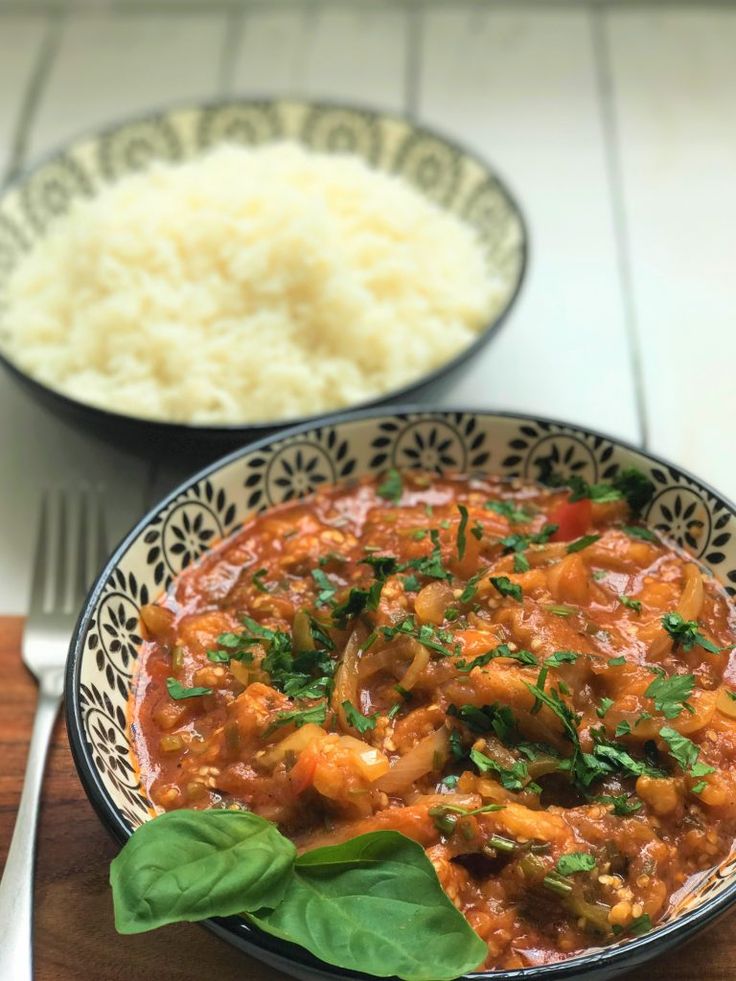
0,142,499,424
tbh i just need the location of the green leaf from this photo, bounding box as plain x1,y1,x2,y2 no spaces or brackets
513,552,530,573
459,570,484,603
252,568,270,593
166,678,212,700
622,525,658,543
311,569,336,606
406,529,450,581
645,673,694,719
566,534,601,554
456,504,469,560
556,852,596,876
489,575,523,602
249,832,486,981
265,702,328,735
594,794,642,816
596,697,615,719
608,655,626,667
456,643,536,673
619,594,642,614
484,500,532,523
342,699,378,734
110,810,296,934
332,582,384,626
545,650,580,667
402,573,421,593
361,554,401,579
661,611,726,654
660,726,714,781
377,469,402,503
470,748,531,792
611,468,655,513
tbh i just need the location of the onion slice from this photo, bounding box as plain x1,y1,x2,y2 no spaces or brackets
377,727,450,795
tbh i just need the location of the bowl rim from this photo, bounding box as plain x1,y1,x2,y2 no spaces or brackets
65,404,736,981
0,93,529,438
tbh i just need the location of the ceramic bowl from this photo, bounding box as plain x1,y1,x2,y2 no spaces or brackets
65,407,736,981
0,99,526,457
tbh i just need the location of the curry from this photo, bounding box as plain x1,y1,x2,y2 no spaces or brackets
131,469,736,970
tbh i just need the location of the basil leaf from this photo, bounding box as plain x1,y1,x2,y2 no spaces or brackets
110,810,295,934
248,831,486,981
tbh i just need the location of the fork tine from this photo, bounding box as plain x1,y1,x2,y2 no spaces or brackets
73,488,89,606
53,490,68,612
28,492,49,613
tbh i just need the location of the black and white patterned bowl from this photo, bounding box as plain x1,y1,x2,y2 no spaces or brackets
0,99,526,456
65,407,736,980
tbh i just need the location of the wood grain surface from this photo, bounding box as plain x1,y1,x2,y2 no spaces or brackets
0,617,731,981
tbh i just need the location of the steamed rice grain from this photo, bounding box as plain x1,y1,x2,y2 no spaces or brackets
0,143,500,424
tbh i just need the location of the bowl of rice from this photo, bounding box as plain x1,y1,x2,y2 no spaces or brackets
0,99,527,453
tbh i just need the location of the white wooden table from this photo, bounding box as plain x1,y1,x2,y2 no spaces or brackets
1,0,734,614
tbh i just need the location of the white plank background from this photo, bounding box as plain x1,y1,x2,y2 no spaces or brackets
0,0,734,614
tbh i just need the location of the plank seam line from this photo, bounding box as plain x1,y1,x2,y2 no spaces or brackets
590,6,650,450
2,8,64,185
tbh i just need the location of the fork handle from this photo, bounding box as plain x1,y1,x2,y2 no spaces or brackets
0,685,61,981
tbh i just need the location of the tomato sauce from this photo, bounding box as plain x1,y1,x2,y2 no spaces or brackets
131,471,736,970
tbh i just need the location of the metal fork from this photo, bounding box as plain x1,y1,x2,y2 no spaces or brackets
0,489,106,981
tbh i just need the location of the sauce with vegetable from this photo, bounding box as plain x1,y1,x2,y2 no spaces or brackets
131,468,736,970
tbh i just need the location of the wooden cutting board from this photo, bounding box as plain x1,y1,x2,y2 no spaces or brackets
0,617,730,981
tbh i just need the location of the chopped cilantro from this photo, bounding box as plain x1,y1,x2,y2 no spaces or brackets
439,774,460,790
342,699,379,734
596,697,615,719
545,650,580,667
252,568,270,593
166,678,212,700
456,505,469,560
627,913,653,936
411,528,427,541
566,534,601,554
611,468,656,513
402,574,421,592
645,673,695,719
457,643,537,672
265,702,328,735
470,748,534,792
661,612,727,654
513,552,530,573
490,576,523,603
608,656,626,667
546,604,576,617
593,569,608,581
555,852,596,876
619,594,642,613
377,468,402,503
484,500,532,523
332,581,384,626
659,726,715,786
471,520,484,541
311,568,337,606
615,720,632,737
460,570,484,603
360,554,400,579
406,529,450,581
594,793,642,816
622,525,658,543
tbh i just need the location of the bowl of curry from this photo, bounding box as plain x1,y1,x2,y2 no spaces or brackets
66,408,736,980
